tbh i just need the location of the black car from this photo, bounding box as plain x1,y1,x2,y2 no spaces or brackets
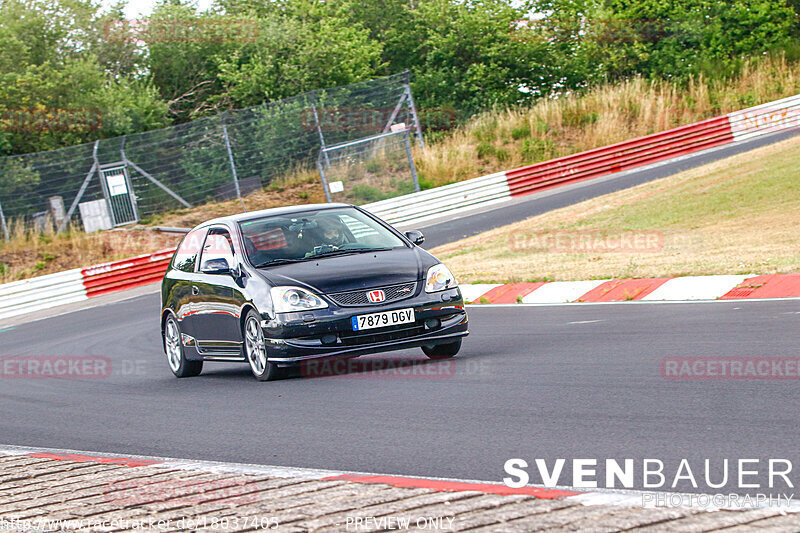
160,203,468,380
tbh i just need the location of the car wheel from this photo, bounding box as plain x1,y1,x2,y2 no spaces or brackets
164,316,203,378
244,310,286,381
422,339,462,360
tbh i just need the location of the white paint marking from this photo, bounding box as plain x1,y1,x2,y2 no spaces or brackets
459,284,502,303
521,280,607,304
466,296,800,308
640,275,751,301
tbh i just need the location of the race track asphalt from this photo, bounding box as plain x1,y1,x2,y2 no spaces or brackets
1,128,799,496
1,295,798,495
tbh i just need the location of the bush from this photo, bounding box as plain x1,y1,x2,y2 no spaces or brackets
511,125,531,140
521,138,555,163
476,142,496,159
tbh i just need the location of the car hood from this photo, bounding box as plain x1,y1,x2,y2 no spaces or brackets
255,247,438,294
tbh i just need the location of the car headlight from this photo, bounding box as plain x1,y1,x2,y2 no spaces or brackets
425,264,458,293
270,286,328,313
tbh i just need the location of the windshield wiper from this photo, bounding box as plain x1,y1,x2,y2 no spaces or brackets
306,247,393,259
253,258,309,268
253,247,393,267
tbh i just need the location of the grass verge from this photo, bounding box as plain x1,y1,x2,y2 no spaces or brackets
0,174,327,283
430,135,800,283
414,54,800,188
2,53,799,283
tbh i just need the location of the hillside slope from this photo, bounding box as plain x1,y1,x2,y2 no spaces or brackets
431,135,800,283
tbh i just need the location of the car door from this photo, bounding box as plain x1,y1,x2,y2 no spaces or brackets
193,226,247,355
167,226,207,345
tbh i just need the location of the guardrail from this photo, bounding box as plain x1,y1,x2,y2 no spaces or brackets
82,249,175,298
0,269,87,322
364,171,509,227
363,93,800,227
504,116,732,196
0,93,798,323
0,249,175,323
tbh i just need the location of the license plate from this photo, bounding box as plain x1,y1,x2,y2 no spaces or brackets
351,308,414,331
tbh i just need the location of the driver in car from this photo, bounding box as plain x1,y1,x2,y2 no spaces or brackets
305,216,348,257
317,216,347,248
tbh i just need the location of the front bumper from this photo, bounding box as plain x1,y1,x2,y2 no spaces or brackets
262,287,468,363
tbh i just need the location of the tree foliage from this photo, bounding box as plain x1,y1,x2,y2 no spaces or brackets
0,0,797,155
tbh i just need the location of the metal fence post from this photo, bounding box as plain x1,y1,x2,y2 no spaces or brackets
0,197,9,241
119,136,140,223
316,156,332,203
94,141,117,227
311,92,333,202
404,71,425,150
221,116,246,212
59,141,99,233
382,91,408,134
404,130,421,192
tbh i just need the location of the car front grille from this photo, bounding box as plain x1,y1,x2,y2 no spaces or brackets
328,282,417,307
339,322,426,346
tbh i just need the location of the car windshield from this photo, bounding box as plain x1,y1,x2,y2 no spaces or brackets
239,207,406,267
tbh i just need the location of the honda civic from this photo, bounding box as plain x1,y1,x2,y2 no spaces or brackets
160,203,468,380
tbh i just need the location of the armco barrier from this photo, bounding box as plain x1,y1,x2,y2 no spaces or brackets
0,93,798,323
0,269,87,322
504,116,733,196
363,93,800,227
363,171,509,227
81,249,174,298
728,93,800,142
0,249,175,324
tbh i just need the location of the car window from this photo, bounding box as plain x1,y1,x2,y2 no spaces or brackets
239,207,405,266
172,228,206,272
200,229,235,269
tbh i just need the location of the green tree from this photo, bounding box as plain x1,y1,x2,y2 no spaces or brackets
531,0,796,84
0,0,168,155
400,0,554,113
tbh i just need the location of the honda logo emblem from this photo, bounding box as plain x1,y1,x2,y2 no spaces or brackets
367,290,385,303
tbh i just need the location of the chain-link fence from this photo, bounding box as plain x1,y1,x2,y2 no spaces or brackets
318,128,420,205
0,71,423,239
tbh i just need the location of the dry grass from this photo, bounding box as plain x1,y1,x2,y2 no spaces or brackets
415,54,800,187
430,135,800,283
0,173,325,283
0,221,183,283
148,173,326,229
3,53,800,282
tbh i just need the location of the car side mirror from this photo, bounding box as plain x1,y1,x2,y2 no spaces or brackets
405,230,425,246
201,258,232,275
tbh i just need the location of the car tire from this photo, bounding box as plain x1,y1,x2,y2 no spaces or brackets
244,310,286,381
422,339,462,359
164,315,203,378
